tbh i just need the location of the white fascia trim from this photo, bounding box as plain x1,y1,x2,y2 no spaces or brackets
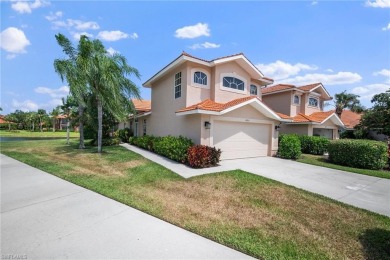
129,112,152,119
143,55,211,88
285,122,319,125
262,88,304,96
321,113,345,127
309,84,332,99
176,109,220,116
212,54,264,78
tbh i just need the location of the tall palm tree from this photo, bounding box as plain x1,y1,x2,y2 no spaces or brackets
54,34,88,149
334,90,364,118
50,106,61,132
78,37,141,153
61,96,77,145
37,109,46,132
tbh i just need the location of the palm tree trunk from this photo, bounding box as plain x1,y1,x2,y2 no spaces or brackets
66,119,70,145
53,118,56,132
78,105,85,149
97,97,103,153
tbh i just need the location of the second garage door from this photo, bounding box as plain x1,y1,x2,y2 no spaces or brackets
213,120,270,160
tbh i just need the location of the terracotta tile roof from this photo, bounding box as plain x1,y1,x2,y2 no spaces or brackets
0,117,8,124
262,84,296,94
276,112,292,120
56,114,67,119
177,96,258,113
290,111,334,123
297,83,321,91
331,109,362,128
131,99,151,112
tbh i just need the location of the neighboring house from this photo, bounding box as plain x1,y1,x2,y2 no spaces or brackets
118,99,151,137
332,109,361,130
261,83,344,139
121,52,291,159
55,115,68,130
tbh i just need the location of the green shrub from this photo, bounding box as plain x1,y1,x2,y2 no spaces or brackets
89,138,120,146
153,135,194,163
117,128,133,142
278,134,301,159
328,139,387,170
131,135,159,151
298,135,329,155
187,145,221,168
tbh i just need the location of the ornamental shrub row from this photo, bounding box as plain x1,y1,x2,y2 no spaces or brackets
279,134,329,155
278,134,301,159
328,139,387,170
129,135,221,168
187,145,221,168
117,128,133,143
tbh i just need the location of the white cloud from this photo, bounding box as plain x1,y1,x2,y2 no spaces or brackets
382,23,390,30
11,99,39,112
365,0,390,8
50,19,99,31
107,47,119,55
129,32,138,39
175,23,210,39
72,31,93,40
281,71,362,85
311,1,318,5
256,60,318,80
0,27,30,55
351,84,390,100
6,54,17,60
373,69,390,77
189,41,221,50
45,11,62,21
11,0,49,14
35,86,69,98
97,30,129,41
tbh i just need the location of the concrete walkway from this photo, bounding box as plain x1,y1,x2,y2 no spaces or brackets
0,154,251,259
121,144,390,217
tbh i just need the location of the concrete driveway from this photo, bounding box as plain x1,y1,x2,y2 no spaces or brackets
0,154,251,259
122,144,390,217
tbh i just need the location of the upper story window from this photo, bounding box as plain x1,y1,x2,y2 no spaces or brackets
308,97,319,107
293,95,300,105
250,85,258,96
223,76,245,91
194,71,207,85
174,72,181,99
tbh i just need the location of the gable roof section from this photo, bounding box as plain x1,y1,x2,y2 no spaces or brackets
286,111,344,127
331,109,362,129
143,52,274,87
131,99,151,112
176,96,289,121
262,82,332,100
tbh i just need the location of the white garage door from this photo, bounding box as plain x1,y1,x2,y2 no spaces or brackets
213,120,270,160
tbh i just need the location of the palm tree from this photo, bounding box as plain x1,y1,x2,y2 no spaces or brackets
334,90,364,118
50,106,61,132
37,109,47,132
61,96,77,145
77,36,141,153
54,34,88,149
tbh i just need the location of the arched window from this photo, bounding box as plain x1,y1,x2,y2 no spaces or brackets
293,95,300,104
250,85,258,95
223,77,245,91
309,97,319,107
194,71,207,85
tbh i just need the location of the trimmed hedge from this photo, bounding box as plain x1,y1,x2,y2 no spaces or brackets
89,138,120,147
130,135,193,163
278,134,301,159
279,134,329,155
328,139,387,170
187,145,221,168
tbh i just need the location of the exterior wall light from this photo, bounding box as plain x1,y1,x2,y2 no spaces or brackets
275,125,281,131
204,121,211,129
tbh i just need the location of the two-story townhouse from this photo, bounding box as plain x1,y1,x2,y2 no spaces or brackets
124,52,291,159
261,83,345,139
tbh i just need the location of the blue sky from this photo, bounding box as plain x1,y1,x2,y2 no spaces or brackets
1,0,389,115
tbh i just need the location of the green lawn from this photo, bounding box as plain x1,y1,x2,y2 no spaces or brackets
297,154,390,179
0,129,79,138
1,140,389,259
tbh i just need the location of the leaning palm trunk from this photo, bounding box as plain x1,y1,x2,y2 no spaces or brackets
97,98,103,153
78,105,85,149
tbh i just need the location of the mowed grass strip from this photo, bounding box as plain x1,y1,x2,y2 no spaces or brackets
1,140,389,260
298,153,390,179
0,129,79,138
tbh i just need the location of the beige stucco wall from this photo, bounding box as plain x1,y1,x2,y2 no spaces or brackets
302,93,322,115
213,61,251,103
280,124,310,135
185,61,212,106
262,92,292,115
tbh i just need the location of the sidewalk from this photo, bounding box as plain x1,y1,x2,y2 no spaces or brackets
121,144,390,217
0,154,251,259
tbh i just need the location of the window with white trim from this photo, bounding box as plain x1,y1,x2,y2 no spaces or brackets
194,71,207,85
174,72,181,99
293,95,300,105
143,119,147,136
250,85,258,96
309,97,319,107
223,76,245,91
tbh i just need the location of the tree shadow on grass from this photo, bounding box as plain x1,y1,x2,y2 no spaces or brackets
359,228,390,260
